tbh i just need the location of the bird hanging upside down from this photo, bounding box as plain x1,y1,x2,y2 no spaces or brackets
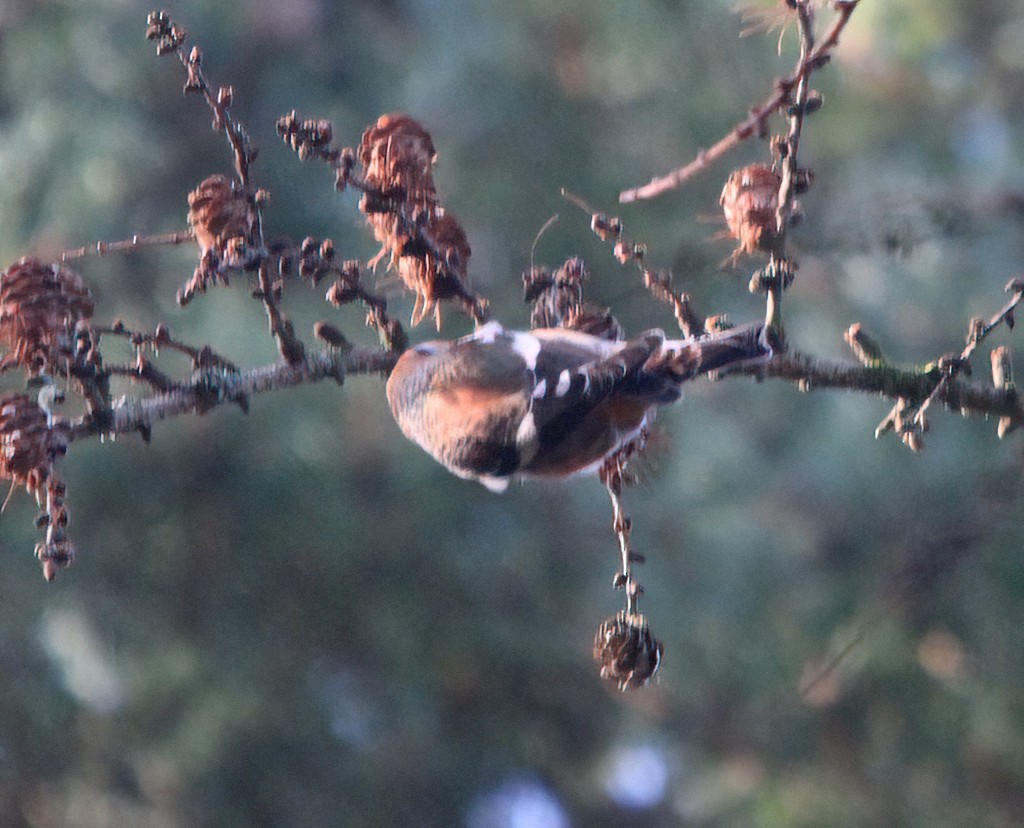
386,321,772,491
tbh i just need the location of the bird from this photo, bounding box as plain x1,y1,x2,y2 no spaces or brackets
386,320,771,491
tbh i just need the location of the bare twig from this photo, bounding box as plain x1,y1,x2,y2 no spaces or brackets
561,189,706,336
323,259,408,352
108,361,177,394
618,0,859,203
255,261,305,364
146,11,314,363
61,232,195,262
731,349,1024,431
95,321,238,372
908,277,1024,442
62,346,399,444
146,11,256,194
774,1,815,237
761,0,815,333
601,454,645,617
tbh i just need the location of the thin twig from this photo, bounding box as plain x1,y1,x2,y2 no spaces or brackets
255,261,305,364
108,362,177,394
601,452,646,617
561,188,706,336
61,232,194,262
763,1,814,333
94,322,238,372
798,611,883,701
618,0,859,203
730,350,1024,429
62,346,399,444
913,279,1024,431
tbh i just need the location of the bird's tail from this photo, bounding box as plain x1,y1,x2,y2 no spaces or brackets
662,321,775,378
570,322,774,406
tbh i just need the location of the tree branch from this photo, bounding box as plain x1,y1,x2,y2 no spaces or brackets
53,332,1023,452
61,346,399,444
618,0,859,203
730,350,1024,429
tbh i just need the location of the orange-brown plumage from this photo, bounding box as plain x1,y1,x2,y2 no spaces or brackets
386,321,770,490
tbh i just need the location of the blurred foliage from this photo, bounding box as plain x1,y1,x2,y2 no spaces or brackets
1,0,1024,825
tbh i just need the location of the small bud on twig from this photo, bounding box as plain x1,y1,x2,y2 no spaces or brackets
313,321,350,350
844,323,886,367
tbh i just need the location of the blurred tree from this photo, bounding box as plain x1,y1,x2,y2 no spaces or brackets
1,1,1023,826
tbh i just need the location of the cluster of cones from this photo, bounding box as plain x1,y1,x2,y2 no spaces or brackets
0,257,88,579
357,113,487,329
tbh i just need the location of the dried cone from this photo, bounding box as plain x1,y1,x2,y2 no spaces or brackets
357,113,482,328
358,112,437,213
720,163,783,260
525,256,622,340
0,257,93,376
593,610,663,690
181,174,257,304
398,211,474,327
0,394,55,497
187,174,255,261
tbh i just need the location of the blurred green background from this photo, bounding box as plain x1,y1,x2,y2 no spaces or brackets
2,0,1024,825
